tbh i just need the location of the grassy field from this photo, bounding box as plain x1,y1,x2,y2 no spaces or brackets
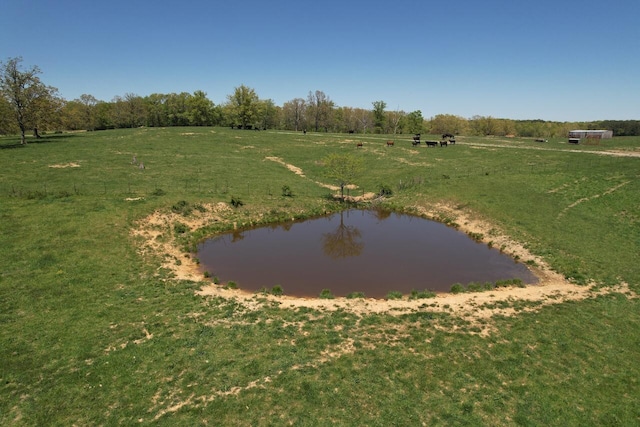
1,127,639,425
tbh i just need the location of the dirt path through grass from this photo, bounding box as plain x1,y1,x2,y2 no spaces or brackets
463,140,640,158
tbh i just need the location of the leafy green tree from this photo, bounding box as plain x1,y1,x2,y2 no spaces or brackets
78,94,98,130
94,101,114,130
227,85,259,128
429,114,467,136
405,110,425,134
186,90,216,126
256,98,277,130
0,57,60,144
144,93,169,127
372,100,386,133
111,93,146,128
59,99,84,130
165,92,190,126
0,95,18,134
334,106,358,133
61,94,100,131
323,153,364,201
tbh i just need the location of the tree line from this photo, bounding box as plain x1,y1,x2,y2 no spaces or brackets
2,57,639,143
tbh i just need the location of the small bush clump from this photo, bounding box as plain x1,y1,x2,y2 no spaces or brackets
386,291,403,300
346,292,365,299
230,196,244,208
281,185,293,197
468,232,484,242
171,200,192,216
173,221,188,235
409,289,436,300
450,283,465,294
271,285,283,296
378,183,393,197
319,289,334,299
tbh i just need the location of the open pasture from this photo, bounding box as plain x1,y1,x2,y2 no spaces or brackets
1,127,639,425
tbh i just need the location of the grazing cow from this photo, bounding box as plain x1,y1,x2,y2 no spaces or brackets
440,140,448,147
426,140,438,147
535,138,548,142
412,134,421,146
386,140,394,147
449,138,456,144
348,130,355,134
356,142,363,148
442,133,454,139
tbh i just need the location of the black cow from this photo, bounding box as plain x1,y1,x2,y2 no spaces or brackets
426,140,438,147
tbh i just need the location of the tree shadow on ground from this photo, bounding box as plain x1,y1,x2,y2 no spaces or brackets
0,133,80,149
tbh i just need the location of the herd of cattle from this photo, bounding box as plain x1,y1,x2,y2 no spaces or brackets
357,133,456,149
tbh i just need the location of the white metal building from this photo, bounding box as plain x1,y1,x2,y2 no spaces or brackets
568,130,613,139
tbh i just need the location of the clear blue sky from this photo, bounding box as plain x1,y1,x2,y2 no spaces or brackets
2,0,639,122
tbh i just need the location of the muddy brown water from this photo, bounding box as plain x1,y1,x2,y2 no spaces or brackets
197,209,538,298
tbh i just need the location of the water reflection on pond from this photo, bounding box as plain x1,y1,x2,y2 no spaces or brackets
197,209,538,298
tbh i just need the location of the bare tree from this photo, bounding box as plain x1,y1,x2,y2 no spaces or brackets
356,108,373,134
386,107,405,134
307,90,334,132
282,98,306,131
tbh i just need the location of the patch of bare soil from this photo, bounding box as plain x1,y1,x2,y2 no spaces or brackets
49,162,80,168
132,200,635,335
131,202,233,283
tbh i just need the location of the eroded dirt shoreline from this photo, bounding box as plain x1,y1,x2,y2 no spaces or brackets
132,199,634,331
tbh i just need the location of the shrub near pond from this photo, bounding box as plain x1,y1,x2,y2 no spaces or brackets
409,289,437,299
451,278,525,294
386,291,404,300
319,289,335,299
171,200,192,215
346,291,366,299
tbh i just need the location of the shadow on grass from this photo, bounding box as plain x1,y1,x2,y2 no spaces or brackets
0,133,80,149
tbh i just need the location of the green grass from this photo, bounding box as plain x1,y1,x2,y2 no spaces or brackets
1,127,639,425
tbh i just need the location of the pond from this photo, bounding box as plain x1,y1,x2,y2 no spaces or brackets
196,209,538,298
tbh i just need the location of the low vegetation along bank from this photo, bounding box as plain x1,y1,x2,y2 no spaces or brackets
1,127,638,425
